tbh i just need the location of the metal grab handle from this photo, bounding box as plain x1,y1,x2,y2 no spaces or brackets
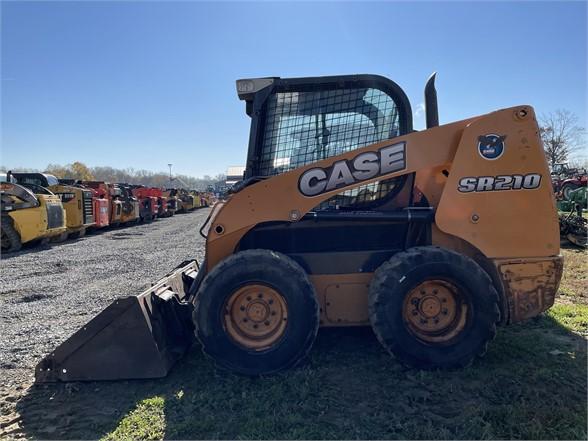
199,208,216,239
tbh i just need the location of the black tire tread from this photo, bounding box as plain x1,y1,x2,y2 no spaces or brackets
1,219,22,253
193,249,320,375
369,246,500,369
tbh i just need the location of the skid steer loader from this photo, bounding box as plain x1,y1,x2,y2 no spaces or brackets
36,74,562,382
1,174,66,253
12,173,95,240
82,181,124,227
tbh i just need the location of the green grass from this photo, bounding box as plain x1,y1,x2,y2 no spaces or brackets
102,397,166,441
547,303,588,335
558,247,587,304
10,253,587,440
92,314,586,440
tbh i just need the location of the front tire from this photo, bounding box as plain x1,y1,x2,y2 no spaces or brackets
1,219,22,253
194,249,320,375
369,246,500,369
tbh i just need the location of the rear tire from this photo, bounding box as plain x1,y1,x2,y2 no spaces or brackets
1,219,22,253
562,183,579,200
70,228,86,239
369,246,500,369
194,249,319,375
51,231,69,243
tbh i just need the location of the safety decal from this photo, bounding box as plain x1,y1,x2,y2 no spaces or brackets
478,134,506,160
298,141,406,197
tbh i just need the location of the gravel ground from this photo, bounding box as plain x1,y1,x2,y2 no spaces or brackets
0,208,209,393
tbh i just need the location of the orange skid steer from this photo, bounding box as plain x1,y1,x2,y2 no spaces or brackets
36,74,562,382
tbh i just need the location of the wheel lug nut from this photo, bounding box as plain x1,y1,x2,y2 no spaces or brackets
420,290,425,295
441,298,447,303
271,311,276,316
411,299,418,305
240,306,245,311
253,324,258,329
434,318,439,324
412,311,418,316
433,289,438,294
420,319,427,324
246,296,252,301
258,293,263,298
265,321,270,326
268,299,273,305
243,318,248,322
442,309,448,315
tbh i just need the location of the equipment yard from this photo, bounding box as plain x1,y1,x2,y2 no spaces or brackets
0,207,585,440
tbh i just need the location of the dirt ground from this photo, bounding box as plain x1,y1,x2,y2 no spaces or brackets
0,209,208,435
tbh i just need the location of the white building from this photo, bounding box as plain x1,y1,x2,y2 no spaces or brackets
226,166,245,187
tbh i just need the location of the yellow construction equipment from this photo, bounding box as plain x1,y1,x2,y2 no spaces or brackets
12,173,95,240
36,74,562,381
1,172,66,252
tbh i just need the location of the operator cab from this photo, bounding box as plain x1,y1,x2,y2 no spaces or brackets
236,74,436,211
11,172,59,195
12,172,59,188
235,74,438,272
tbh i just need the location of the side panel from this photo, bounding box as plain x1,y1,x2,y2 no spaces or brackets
7,195,66,243
309,273,372,326
435,107,559,258
206,117,468,270
49,186,85,229
8,207,47,243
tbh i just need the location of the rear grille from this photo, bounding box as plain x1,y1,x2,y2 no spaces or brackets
46,203,64,229
82,191,94,224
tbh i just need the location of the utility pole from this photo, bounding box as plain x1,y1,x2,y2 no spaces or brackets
168,163,173,185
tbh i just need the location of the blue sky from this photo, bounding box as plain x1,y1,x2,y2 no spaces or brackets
2,1,586,177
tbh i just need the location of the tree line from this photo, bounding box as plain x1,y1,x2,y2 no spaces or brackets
539,110,586,169
0,162,225,191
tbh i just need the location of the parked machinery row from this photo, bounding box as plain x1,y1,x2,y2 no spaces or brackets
1,171,214,253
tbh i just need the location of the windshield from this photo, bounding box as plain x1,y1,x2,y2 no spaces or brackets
259,88,400,176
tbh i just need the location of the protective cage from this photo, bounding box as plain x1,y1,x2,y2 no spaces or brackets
241,75,414,210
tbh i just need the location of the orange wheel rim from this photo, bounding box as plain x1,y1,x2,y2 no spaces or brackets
223,284,288,351
403,280,467,343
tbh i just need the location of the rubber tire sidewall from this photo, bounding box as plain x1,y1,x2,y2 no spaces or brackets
1,218,22,252
369,246,499,369
562,183,579,200
194,249,320,375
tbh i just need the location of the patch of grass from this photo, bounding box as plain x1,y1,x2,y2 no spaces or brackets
102,397,165,441
548,303,588,335
557,247,587,304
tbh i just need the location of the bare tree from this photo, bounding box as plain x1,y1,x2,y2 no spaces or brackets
539,109,586,169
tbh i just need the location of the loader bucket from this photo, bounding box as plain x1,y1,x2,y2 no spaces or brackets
35,261,199,382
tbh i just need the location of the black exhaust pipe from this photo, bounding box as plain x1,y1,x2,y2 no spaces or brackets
424,72,439,129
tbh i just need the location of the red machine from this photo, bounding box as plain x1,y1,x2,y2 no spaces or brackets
151,188,169,218
142,187,169,218
88,187,109,228
82,181,124,226
130,186,160,222
551,163,588,200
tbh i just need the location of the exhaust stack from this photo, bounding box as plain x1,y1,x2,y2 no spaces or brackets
425,72,439,129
